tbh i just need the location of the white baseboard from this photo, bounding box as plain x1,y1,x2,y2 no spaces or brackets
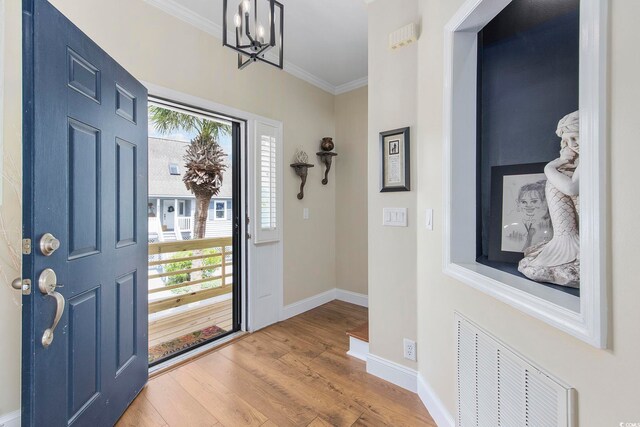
366,353,418,393
417,374,455,427
346,336,369,361
0,410,20,427
281,288,368,321
280,289,336,320
335,289,369,307
363,354,455,427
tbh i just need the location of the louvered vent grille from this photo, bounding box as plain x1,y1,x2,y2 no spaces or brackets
456,314,575,427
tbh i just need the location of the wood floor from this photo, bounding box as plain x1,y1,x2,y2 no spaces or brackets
117,301,435,427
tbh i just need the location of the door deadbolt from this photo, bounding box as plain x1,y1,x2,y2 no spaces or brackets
40,233,60,256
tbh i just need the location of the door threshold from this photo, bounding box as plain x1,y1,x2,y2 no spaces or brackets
148,330,247,378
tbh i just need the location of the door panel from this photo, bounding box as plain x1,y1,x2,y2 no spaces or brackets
68,118,101,259
22,0,148,425
116,138,137,247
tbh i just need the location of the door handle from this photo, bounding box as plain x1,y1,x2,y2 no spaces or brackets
11,277,32,295
11,277,23,290
38,268,65,348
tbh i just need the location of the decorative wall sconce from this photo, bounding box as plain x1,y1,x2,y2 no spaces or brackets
290,148,314,200
316,137,337,185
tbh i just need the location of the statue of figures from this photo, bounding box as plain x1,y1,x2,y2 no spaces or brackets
518,111,580,288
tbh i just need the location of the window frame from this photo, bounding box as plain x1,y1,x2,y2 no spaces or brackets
168,163,180,175
213,200,227,221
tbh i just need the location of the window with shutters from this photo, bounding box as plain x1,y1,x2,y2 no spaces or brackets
254,121,281,243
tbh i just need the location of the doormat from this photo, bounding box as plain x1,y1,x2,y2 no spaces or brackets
149,325,226,364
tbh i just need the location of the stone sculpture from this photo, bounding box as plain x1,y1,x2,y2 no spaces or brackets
518,111,580,288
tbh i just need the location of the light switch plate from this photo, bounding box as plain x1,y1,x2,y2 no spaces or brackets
383,208,407,227
426,209,434,230
303,208,309,220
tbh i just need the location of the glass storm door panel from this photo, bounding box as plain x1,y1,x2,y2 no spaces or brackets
146,101,241,365
22,0,149,425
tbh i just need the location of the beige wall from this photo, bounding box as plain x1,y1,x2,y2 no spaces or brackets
0,0,354,414
335,87,368,295
367,0,419,368
0,0,23,415
367,0,640,425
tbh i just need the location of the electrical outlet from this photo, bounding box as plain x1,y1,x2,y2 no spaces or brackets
403,338,417,361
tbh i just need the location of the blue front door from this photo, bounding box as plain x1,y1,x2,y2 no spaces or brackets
22,0,149,425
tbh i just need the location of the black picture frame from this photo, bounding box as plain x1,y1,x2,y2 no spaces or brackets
380,127,410,192
488,162,550,263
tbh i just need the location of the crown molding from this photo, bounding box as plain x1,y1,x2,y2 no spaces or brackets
144,0,223,37
143,0,368,95
282,60,337,94
335,76,368,95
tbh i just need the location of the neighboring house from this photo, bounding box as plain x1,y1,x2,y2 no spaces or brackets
148,137,233,242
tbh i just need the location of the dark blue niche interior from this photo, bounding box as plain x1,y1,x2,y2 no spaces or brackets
476,0,580,297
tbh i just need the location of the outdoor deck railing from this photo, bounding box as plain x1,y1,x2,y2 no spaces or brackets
148,236,233,314
176,216,193,234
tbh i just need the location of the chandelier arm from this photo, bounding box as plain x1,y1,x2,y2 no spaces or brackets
254,0,258,35
227,44,255,57
269,0,276,47
255,44,273,57
238,54,255,70
244,12,255,44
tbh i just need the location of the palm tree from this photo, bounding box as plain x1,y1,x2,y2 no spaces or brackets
149,106,231,239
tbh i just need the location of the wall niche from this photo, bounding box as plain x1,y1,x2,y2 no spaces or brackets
443,0,607,348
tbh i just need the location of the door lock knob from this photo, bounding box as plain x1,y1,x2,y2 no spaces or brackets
40,233,60,256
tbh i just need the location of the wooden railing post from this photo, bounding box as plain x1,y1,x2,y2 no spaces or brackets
221,245,226,286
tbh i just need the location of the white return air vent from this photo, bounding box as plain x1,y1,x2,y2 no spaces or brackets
456,314,576,427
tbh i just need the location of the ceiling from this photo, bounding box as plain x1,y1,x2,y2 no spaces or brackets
145,0,369,94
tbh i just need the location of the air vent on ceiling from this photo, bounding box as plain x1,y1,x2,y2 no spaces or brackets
456,313,576,427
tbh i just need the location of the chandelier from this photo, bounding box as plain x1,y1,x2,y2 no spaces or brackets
222,0,284,70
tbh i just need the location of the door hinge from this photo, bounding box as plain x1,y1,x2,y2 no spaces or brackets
22,239,32,255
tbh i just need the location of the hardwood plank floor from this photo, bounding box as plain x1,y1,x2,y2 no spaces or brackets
118,301,435,427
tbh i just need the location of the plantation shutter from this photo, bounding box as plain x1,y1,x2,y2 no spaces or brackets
254,121,281,243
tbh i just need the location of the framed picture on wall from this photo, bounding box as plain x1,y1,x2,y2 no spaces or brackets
488,162,553,263
380,127,410,192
